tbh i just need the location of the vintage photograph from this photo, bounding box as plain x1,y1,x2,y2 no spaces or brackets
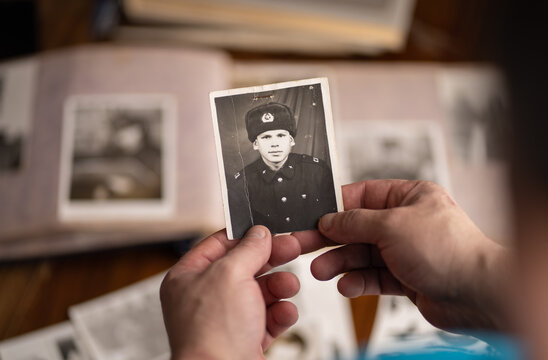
210,78,343,239
266,253,357,360
438,66,510,164
0,322,86,360
69,274,169,360
0,59,37,173
59,94,176,221
340,120,451,190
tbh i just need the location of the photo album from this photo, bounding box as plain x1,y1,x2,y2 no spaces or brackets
0,45,511,261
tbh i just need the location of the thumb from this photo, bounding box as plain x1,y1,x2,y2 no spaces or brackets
224,225,272,275
318,208,392,245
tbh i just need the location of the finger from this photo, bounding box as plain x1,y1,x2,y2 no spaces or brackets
256,271,300,306
290,229,338,255
257,234,302,275
269,234,302,267
173,229,239,274
342,179,421,210
337,268,404,298
311,244,386,281
263,301,299,349
223,226,272,276
319,208,395,245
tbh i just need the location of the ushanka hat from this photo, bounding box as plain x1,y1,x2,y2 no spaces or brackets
245,102,297,142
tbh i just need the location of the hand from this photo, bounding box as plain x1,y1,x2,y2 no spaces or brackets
293,180,510,331
160,226,301,360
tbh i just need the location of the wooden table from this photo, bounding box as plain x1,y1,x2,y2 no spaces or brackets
0,240,378,347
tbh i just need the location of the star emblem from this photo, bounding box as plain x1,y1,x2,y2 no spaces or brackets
261,112,274,123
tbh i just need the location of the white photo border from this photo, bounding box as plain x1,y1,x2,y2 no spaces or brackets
58,94,177,222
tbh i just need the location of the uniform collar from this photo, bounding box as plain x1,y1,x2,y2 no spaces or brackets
259,153,296,183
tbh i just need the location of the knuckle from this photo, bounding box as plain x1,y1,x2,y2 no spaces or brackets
339,209,362,232
417,180,455,207
211,258,241,280
159,271,176,302
380,208,398,228
417,180,447,195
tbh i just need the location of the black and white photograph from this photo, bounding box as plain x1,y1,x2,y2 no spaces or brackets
438,66,510,165
210,78,343,239
69,274,169,360
266,253,357,360
59,94,176,222
340,120,451,190
0,60,37,173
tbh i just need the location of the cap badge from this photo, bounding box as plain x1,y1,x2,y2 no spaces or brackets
261,112,274,123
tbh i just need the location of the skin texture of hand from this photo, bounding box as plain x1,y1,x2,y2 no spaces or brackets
160,225,302,360
293,180,511,332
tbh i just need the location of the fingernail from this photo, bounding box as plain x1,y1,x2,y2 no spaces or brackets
321,213,335,231
246,226,265,239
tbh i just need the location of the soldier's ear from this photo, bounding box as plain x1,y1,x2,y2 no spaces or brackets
290,136,295,147
253,139,259,150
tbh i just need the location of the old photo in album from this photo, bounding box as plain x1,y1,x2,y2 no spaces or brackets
58,94,176,222
210,78,343,239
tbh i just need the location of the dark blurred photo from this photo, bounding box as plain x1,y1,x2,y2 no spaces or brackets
341,121,450,189
69,108,163,201
0,73,23,171
59,94,176,222
0,60,37,173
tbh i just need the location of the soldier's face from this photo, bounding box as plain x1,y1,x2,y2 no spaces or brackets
253,129,295,163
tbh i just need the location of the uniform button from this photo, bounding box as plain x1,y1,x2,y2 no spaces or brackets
281,197,287,202
285,217,291,222
262,170,266,174
301,194,307,199
289,165,293,169
277,177,283,182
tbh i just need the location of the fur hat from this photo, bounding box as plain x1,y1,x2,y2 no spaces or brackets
245,102,296,142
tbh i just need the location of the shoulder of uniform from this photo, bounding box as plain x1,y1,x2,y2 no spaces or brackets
230,166,249,182
299,153,325,165
232,171,243,180
230,159,262,182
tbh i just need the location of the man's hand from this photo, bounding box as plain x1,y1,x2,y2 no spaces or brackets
294,180,510,331
160,226,301,360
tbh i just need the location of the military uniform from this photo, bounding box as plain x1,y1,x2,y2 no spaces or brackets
228,152,337,238
227,101,338,238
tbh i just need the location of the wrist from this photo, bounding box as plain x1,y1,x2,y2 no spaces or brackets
172,350,223,360
468,237,513,331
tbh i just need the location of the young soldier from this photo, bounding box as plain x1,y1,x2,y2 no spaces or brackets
228,102,337,238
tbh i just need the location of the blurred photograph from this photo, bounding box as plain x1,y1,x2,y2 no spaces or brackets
210,78,343,239
438,66,510,165
266,253,357,360
69,274,169,360
0,60,37,173
59,94,176,221
340,120,451,189
0,322,87,360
